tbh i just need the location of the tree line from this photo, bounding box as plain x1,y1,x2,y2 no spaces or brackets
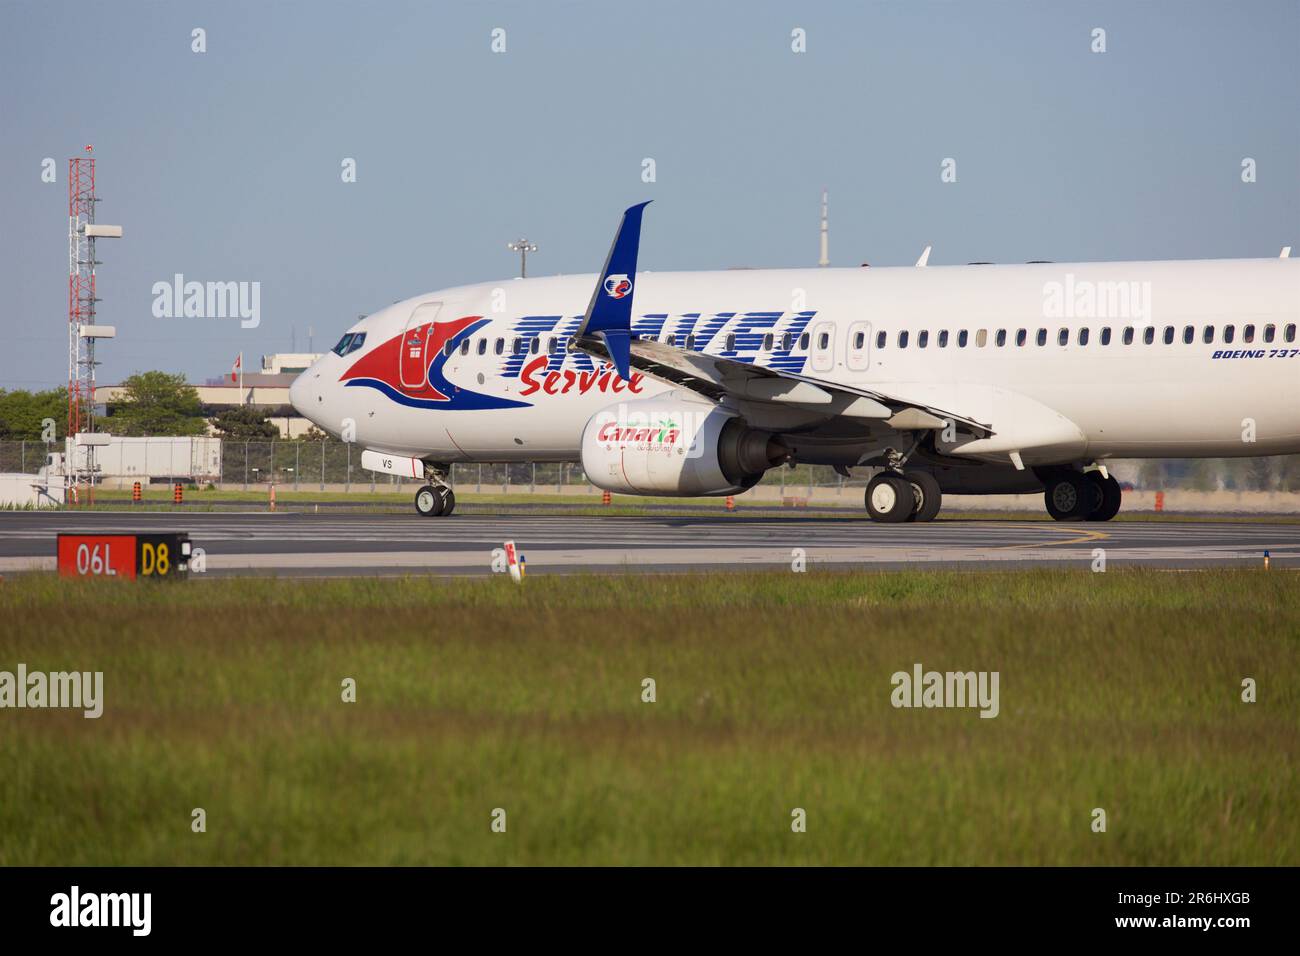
0,372,322,441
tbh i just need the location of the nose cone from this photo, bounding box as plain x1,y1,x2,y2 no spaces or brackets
289,368,315,421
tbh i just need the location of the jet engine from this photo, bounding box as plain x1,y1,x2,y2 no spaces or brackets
580,395,786,496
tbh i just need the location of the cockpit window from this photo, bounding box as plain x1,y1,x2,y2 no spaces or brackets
331,333,354,356
345,332,366,354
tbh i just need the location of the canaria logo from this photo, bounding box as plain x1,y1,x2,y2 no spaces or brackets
603,274,632,299
339,315,529,410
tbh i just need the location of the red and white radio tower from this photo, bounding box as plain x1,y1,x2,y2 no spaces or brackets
66,145,121,495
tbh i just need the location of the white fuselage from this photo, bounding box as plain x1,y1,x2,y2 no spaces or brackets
291,257,1300,466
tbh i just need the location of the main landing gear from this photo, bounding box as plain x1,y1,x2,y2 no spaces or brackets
414,463,456,517
1041,469,1121,522
865,470,942,523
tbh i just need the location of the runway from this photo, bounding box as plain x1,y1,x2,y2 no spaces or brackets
0,511,1297,576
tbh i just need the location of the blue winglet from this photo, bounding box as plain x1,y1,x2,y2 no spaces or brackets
579,201,651,382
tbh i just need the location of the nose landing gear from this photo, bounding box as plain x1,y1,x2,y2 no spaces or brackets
414,463,456,517
414,484,455,517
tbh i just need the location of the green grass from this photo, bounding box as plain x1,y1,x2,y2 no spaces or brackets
0,569,1296,865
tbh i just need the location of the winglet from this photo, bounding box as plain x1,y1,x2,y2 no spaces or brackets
915,245,932,267
577,201,651,382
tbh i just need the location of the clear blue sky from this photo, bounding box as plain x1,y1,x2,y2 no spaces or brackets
2,0,1296,388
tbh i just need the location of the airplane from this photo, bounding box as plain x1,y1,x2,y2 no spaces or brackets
289,203,1300,522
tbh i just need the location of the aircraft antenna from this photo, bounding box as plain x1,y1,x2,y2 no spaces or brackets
818,187,829,267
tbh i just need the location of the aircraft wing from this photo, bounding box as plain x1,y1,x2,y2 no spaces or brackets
575,332,993,437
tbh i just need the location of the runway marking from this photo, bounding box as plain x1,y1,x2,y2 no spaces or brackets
992,525,1111,549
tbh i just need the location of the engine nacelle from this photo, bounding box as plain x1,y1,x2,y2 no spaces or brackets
581,395,785,496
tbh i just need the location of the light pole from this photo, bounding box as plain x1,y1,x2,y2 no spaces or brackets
507,238,538,278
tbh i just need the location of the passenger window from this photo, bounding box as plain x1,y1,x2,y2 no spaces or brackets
1123,327,1134,345
876,331,887,349
460,339,471,356
1036,328,1047,346
1182,325,1194,345
918,330,929,348
1078,328,1089,346
530,337,540,354
477,339,487,355
1243,324,1255,344
1058,328,1069,346
994,329,1006,347
1015,329,1027,347
1263,325,1275,343
818,332,830,350
976,329,988,348
958,330,968,348
853,331,865,349
1143,327,1155,345
443,339,455,357
1223,325,1235,344
1286,324,1297,343
798,333,809,350
547,336,558,354
763,333,774,351
725,333,736,351
1203,326,1214,344
1162,326,1174,345
782,332,793,350
1100,328,1111,346
513,337,524,355
898,331,909,348
938,330,949,348
494,338,504,355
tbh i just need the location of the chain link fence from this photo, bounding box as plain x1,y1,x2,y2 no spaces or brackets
3,440,1299,493
0,441,41,475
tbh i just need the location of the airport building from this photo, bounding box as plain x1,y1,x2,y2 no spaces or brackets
96,353,322,438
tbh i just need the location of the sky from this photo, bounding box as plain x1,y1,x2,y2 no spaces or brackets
1,0,1296,389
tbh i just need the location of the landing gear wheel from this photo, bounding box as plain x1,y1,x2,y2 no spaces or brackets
1043,472,1092,521
438,487,456,517
415,485,445,517
1085,472,1122,522
865,473,916,523
902,471,943,523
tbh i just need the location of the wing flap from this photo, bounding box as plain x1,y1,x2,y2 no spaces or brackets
575,334,993,437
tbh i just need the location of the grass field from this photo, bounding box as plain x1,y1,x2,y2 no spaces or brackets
0,569,1296,865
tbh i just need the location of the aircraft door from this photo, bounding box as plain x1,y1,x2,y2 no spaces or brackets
847,321,872,372
400,301,442,390
810,321,835,373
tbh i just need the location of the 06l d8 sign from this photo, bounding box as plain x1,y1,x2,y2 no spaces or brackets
56,533,191,580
